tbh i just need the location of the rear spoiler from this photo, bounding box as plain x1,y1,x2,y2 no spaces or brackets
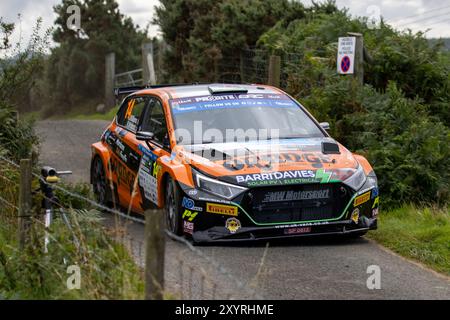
114,86,146,97
114,83,209,98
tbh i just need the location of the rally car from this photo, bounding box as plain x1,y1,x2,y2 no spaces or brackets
90,83,379,243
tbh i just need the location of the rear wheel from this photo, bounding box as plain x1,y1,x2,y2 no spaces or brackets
92,157,110,206
165,176,183,235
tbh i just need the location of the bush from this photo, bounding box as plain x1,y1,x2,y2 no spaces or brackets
256,4,450,207
0,104,39,162
258,7,450,125
343,83,450,206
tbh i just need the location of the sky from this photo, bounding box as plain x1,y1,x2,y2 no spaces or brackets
1,0,449,47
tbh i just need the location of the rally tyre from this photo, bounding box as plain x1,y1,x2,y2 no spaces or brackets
165,176,183,236
92,157,111,207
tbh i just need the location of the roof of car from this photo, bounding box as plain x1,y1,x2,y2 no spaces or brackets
137,83,282,99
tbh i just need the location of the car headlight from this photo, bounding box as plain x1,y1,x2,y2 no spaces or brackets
342,164,367,191
193,170,248,200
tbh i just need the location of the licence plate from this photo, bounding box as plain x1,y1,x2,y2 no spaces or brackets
284,227,311,235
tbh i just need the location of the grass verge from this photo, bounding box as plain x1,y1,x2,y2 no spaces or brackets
0,164,144,299
70,106,119,121
368,204,450,276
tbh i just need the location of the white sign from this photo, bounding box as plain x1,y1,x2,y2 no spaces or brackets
337,37,355,74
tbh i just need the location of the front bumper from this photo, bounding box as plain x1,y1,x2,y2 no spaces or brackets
192,218,377,243
179,181,380,243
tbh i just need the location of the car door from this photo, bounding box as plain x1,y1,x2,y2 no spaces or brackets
134,96,171,211
109,95,149,212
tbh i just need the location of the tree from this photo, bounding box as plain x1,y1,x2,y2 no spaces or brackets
153,0,305,82
47,0,147,113
0,18,45,160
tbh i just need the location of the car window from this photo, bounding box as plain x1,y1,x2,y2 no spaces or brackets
141,98,169,146
116,96,148,132
170,93,325,145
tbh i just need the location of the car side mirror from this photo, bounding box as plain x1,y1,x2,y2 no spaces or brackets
136,131,155,141
320,122,330,131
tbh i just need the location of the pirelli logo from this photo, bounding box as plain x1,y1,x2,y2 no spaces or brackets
354,191,371,207
206,203,238,216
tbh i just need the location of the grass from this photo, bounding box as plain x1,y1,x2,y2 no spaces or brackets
23,97,119,122
70,106,118,121
0,165,145,299
368,204,450,276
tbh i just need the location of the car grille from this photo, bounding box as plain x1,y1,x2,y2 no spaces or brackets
242,183,352,224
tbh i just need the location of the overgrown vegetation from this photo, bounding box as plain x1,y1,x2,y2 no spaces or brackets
368,205,450,276
0,18,46,161
155,0,450,207
0,14,144,300
0,164,144,299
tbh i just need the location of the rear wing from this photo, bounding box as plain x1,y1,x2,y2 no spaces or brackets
114,83,210,98
114,86,146,97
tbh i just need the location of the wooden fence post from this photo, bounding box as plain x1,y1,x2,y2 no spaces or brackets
267,55,281,87
348,32,364,85
18,159,32,249
145,208,165,300
142,41,156,85
105,52,116,109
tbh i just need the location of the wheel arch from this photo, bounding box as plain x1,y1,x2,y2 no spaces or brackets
353,154,374,176
90,142,111,184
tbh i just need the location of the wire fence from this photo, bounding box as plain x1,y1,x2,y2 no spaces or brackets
0,154,263,300
152,44,307,89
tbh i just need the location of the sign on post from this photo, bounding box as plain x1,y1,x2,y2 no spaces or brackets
337,37,356,74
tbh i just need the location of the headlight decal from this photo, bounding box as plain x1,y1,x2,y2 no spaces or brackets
342,164,367,191
194,170,248,200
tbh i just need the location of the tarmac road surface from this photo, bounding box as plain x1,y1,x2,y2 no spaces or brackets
36,119,450,300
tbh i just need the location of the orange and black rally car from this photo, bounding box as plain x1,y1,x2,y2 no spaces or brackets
91,84,379,243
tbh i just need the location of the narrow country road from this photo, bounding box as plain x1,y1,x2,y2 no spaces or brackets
36,120,450,300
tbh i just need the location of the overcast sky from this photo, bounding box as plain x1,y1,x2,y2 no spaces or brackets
1,0,449,47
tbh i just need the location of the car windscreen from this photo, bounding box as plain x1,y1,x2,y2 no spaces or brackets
169,93,325,145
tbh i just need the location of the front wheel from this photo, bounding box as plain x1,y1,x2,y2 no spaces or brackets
165,176,183,235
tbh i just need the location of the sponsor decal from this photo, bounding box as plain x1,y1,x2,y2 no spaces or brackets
274,221,329,229
170,94,297,115
110,156,136,192
206,203,238,216
138,144,158,161
182,197,203,212
106,131,141,172
187,189,198,196
182,209,198,222
372,207,379,218
262,189,330,203
354,191,371,207
114,127,127,138
235,168,333,187
371,187,379,199
222,152,334,171
372,196,379,209
284,227,311,235
183,221,194,235
225,218,241,234
351,208,360,224
236,170,315,183
137,146,160,205
125,115,138,132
